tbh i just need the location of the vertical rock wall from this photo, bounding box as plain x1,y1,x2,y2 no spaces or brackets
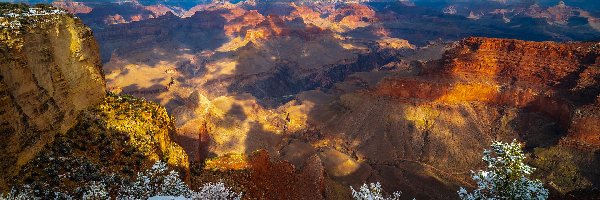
0,14,105,190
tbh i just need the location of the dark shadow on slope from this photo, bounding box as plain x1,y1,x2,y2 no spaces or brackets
366,1,600,46
93,9,230,64
244,121,281,156
226,104,247,122
77,2,157,28
225,36,400,108
512,44,599,150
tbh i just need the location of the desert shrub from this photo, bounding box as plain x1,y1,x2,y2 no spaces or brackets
0,185,38,200
3,161,240,200
351,182,402,200
530,147,592,194
119,161,241,200
0,185,74,200
82,181,109,200
189,182,242,200
118,161,191,199
458,140,549,200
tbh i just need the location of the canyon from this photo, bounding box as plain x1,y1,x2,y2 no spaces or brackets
1,1,599,199
0,5,189,196
86,1,598,198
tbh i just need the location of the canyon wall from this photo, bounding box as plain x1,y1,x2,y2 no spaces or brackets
340,37,600,197
0,13,106,190
0,10,191,192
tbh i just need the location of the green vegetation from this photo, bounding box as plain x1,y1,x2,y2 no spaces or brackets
351,182,402,200
458,140,549,200
530,146,593,194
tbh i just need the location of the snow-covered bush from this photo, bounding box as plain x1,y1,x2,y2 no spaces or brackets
190,182,242,200
147,182,242,200
158,171,192,197
82,181,109,200
0,185,38,200
118,161,192,199
351,182,401,200
54,192,74,200
458,140,549,200
0,185,74,200
2,160,241,200
118,160,241,200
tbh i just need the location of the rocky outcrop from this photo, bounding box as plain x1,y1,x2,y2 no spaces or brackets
13,94,190,196
0,11,105,190
377,38,598,122
75,2,181,27
0,6,190,193
329,4,376,30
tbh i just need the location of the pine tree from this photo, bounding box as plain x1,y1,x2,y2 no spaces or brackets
351,182,402,200
458,140,549,200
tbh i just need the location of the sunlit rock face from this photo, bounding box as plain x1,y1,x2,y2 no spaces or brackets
0,13,105,190
0,7,191,196
92,3,415,162
333,38,600,198
176,37,598,199
378,38,599,148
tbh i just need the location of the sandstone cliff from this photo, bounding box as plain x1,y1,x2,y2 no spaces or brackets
0,9,105,191
0,6,190,194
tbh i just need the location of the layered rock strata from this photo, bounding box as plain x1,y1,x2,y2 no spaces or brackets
0,11,105,190
0,7,190,193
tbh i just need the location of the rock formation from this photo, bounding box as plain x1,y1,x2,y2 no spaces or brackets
13,94,190,197
176,37,599,199
312,37,600,198
51,1,92,14
0,10,105,191
0,5,189,194
10,1,597,198
80,1,599,197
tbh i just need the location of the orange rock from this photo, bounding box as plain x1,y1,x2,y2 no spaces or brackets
375,37,600,149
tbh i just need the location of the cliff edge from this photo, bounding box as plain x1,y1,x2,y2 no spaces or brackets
0,5,189,193
0,5,105,190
